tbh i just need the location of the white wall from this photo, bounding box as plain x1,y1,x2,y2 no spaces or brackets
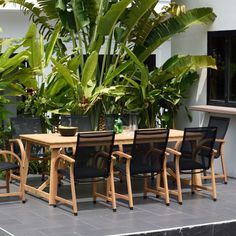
173,0,236,177
0,10,30,38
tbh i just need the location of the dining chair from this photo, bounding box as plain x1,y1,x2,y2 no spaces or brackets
0,149,25,202
113,128,170,209
60,115,92,131
167,127,217,204
53,130,116,215
202,116,230,184
9,116,49,181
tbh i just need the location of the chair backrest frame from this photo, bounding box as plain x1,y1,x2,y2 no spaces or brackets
130,128,169,175
180,127,217,170
208,116,230,157
60,115,92,132
10,116,43,138
74,131,115,179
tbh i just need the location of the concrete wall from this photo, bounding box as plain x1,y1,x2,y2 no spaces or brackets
173,0,236,177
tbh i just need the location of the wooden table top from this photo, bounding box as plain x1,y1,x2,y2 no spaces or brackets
20,129,184,149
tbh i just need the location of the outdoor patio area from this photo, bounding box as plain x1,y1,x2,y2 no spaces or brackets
0,176,236,236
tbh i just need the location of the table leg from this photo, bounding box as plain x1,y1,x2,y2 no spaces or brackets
23,142,31,188
49,148,59,205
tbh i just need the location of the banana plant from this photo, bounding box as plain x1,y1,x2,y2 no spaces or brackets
0,0,217,129
101,47,217,128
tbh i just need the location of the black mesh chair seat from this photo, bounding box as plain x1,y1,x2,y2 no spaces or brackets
113,128,170,209
0,162,19,171
58,167,107,180
168,159,203,172
116,163,162,176
167,127,217,204
53,131,116,215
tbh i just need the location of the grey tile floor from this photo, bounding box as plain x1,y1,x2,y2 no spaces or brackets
0,176,236,236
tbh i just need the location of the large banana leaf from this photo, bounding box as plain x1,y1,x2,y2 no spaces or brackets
120,0,158,41
97,0,132,36
45,22,61,66
81,51,98,97
136,7,216,61
162,55,216,77
51,58,77,88
0,51,30,73
72,0,99,28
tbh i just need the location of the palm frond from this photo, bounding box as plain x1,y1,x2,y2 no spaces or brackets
136,7,216,61
120,0,158,42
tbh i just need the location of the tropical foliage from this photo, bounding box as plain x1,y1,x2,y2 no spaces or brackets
0,0,217,128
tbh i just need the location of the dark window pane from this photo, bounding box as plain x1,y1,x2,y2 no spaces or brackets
208,36,225,101
229,36,236,101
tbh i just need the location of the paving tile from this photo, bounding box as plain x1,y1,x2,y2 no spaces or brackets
0,178,236,235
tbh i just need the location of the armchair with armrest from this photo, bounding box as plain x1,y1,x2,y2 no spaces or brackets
0,149,25,202
52,131,116,215
113,128,170,210
167,127,217,205
202,116,230,184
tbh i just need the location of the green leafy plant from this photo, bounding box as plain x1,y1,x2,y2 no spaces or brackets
0,1,217,129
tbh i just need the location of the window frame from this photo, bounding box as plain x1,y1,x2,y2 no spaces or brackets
207,30,236,108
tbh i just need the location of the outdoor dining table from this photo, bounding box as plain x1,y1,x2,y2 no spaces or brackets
20,129,198,205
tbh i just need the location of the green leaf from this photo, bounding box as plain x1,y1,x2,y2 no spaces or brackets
120,0,158,41
68,55,81,72
52,58,77,88
0,51,30,73
81,51,98,87
137,7,216,61
97,0,132,36
0,44,21,66
104,61,132,85
45,22,61,66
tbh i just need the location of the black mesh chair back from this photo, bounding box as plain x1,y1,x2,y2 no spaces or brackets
11,117,42,138
10,117,44,157
208,116,230,158
130,128,169,175
60,115,92,131
73,131,115,179
180,127,217,171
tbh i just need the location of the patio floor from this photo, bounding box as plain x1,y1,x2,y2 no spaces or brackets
0,176,236,236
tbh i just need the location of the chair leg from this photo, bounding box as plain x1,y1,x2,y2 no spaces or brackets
220,153,228,184
69,166,78,215
109,169,117,212
5,171,10,193
19,166,26,203
93,178,97,203
143,173,148,199
125,161,133,210
191,172,195,194
175,158,182,204
162,167,170,206
210,160,217,201
156,173,161,198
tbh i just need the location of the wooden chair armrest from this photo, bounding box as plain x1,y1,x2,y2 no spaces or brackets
112,151,132,159
55,153,75,164
0,150,22,166
166,147,181,156
215,138,225,143
9,138,25,159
